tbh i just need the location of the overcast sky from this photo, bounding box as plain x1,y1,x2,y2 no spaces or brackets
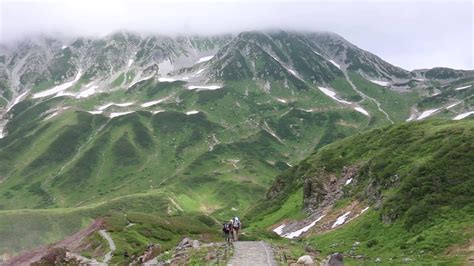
1,0,472,70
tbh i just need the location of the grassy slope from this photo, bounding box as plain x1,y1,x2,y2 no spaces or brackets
246,119,474,264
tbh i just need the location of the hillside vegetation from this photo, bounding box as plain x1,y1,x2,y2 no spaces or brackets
247,119,474,264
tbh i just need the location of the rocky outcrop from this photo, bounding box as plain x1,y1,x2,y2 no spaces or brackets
303,166,359,212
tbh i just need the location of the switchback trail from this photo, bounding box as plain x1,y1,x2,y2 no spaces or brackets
227,241,277,266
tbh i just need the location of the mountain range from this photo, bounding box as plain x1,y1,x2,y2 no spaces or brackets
0,30,473,264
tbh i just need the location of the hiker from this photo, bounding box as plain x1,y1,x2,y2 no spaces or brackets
232,216,241,241
223,220,232,243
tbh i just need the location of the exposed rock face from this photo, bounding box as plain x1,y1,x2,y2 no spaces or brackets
303,166,359,212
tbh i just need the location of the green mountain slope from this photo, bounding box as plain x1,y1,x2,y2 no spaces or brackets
247,119,474,264
0,30,473,261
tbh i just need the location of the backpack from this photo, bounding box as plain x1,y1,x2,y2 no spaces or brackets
223,223,231,233
232,218,240,228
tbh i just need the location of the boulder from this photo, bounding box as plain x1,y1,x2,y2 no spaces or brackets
296,255,315,265
322,253,343,266
192,240,200,249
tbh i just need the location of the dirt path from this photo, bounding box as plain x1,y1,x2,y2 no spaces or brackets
98,230,116,263
227,241,277,266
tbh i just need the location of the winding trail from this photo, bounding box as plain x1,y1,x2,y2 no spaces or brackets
98,230,116,263
227,241,277,266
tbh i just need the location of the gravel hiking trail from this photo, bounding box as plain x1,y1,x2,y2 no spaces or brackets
227,241,277,266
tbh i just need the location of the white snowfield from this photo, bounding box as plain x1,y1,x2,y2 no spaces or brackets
345,178,353,185
88,110,103,115
332,211,351,228
141,97,169,107
6,91,29,113
318,87,352,104
369,79,390,87
328,59,341,69
276,98,287,103
109,111,134,118
454,85,472,91
158,77,177,82
195,55,214,64
360,207,370,214
446,102,461,109
406,113,417,122
417,108,440,120
44,111,59,121
272,224,286,235
98,102,134,111
453,111,474,120
186,110,200,115
127,59,134,67
282,215,326,239
187,85,222,91
76,85,99,98
195,68,206,75
128,74,154,89
33,69,82,98
354,107,370,116
0,128,4,139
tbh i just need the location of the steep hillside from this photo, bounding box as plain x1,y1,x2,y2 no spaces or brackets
248,119,474,264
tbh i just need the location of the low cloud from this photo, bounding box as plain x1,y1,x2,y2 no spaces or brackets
1,0,472,70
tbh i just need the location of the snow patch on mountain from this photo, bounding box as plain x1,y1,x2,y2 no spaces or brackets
98,102,134,111
6,91,29,113
345,178,353,185
186,110,200,115
276,98,287,103
454,85,471,91
406,113,417,122
332,211,351,228
318,87,352,104
127,59,134,68
273,224,286,235
187,85,222,91
158,77,177,82
33,69,82,98
44,111,59,121
328,60,341,69
369,79,390,87
109,111,134,118
195,55,214,64
76,85,99,98
446,102,461,109
417,108,440,120
354,107,370,116
141,97,168,107
88,110,103,115
282,215,325,239
453,111,474,120
195,68,206,75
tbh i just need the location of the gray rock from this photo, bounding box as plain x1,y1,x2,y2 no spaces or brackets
322,253,343,266
191,240,200,249
296,255,314,265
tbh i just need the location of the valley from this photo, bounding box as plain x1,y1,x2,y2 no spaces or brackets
0,30,473,264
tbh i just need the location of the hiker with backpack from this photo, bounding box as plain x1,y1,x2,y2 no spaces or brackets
232,217,241,241
222,220,233,243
